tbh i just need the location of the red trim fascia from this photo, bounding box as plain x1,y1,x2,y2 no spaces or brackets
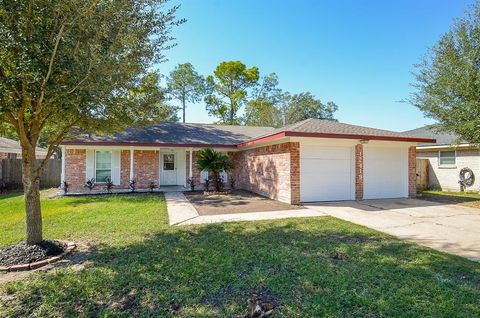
237,132,287,147
284,131,436,143
237,131,436,147
60,141,236,149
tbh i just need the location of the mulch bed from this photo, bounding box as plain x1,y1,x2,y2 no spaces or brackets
0,240,75,272
184,189,304,216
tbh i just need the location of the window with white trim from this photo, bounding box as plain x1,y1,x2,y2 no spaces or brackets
439,150,456,166
95,150,112,182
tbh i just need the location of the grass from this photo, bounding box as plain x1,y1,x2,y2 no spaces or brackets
420,189,480,209
1,192,479,317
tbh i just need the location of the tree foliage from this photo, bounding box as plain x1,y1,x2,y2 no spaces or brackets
0,0,183,244
166,63,205,123
283,93,338,125
195,148,233,191
411,1,480,144
205,61,259,124
243,73,284,127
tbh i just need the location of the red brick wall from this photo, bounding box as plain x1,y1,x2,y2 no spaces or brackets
289,142,300,204
65,149,86,191
120,150,131,188
355,144,364,200
133,150,159,188
408,146,417,197
233,142,297,204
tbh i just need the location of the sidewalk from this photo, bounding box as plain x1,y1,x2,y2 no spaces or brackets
165,192,326,226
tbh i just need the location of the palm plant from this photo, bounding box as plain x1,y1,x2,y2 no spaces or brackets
195,148,234,191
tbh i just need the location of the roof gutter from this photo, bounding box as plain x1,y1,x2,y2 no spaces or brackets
60,141,237,149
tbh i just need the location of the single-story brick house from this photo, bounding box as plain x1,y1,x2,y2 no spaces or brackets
0,137,48,159
60,119,435,204
404,126,479,192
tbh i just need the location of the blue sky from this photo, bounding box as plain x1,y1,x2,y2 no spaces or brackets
157,0,473,131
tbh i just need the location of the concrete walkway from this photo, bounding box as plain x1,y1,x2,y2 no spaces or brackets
165,192,326,226
165,192,199,225
306,199,480,261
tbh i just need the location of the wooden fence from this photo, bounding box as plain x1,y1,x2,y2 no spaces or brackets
0,159,61,190
416,159,429,190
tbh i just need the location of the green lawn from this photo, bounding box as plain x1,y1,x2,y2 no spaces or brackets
1,192,479,317
420,190,480,209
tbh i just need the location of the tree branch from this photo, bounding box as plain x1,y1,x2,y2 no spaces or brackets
67,62,93,94
35,21,66,118
35,116,84,176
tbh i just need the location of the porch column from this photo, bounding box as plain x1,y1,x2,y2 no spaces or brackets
129,147,134,181
189,148,193,180
60,146,66,194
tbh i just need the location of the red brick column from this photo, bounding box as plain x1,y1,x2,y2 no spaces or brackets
355,144,363,200
290,142,300,204
186,150,202,185
408,146,417,198
133,150,159,188
65,149,86,191
120,150,131,188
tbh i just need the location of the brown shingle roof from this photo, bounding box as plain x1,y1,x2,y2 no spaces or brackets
62,122,276,147
62,119,436,147
242,118,434,142
0,137,48,154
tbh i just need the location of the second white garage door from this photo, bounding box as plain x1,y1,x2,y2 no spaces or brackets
363,147,408,199
300,146,354,202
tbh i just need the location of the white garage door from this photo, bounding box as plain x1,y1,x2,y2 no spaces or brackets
363,147,408,199
300,146,354,202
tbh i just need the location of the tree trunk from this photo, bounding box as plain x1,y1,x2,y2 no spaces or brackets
182,96,186,123
212,170,220,192
22,148,43,245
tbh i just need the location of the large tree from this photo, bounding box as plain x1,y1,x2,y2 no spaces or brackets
283,92,338,125
0,0,183,244
166,63,205,123
411,1,480,144
243,73,283,127
204,61,259,124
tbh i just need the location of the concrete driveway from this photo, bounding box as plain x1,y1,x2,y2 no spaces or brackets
306,199,480,261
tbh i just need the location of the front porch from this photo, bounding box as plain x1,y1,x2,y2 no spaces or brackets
60,146,235,193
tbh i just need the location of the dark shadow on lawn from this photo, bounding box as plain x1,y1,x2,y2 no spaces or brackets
59,193,165,207
7,219,480,317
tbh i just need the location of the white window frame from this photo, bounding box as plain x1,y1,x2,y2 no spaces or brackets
95,150,112,183
438,150,456,168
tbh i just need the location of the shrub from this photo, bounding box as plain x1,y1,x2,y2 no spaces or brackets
129,179,137,192
62,181,69,194
187,177,195,191
149,181,156,192
85,178,95,191
105,178,114,193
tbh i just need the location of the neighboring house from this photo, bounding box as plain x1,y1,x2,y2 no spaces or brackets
60,119,434,204
405,126,480,192
0,137,48,159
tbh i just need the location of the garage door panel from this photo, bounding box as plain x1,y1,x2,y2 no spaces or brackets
300,146,354,202
364,147,407,199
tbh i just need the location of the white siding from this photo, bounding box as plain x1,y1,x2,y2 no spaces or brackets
111,150,121,185
86,149,95,181
417,148,480,192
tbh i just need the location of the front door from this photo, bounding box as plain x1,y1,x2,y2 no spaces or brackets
161,153,177,185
